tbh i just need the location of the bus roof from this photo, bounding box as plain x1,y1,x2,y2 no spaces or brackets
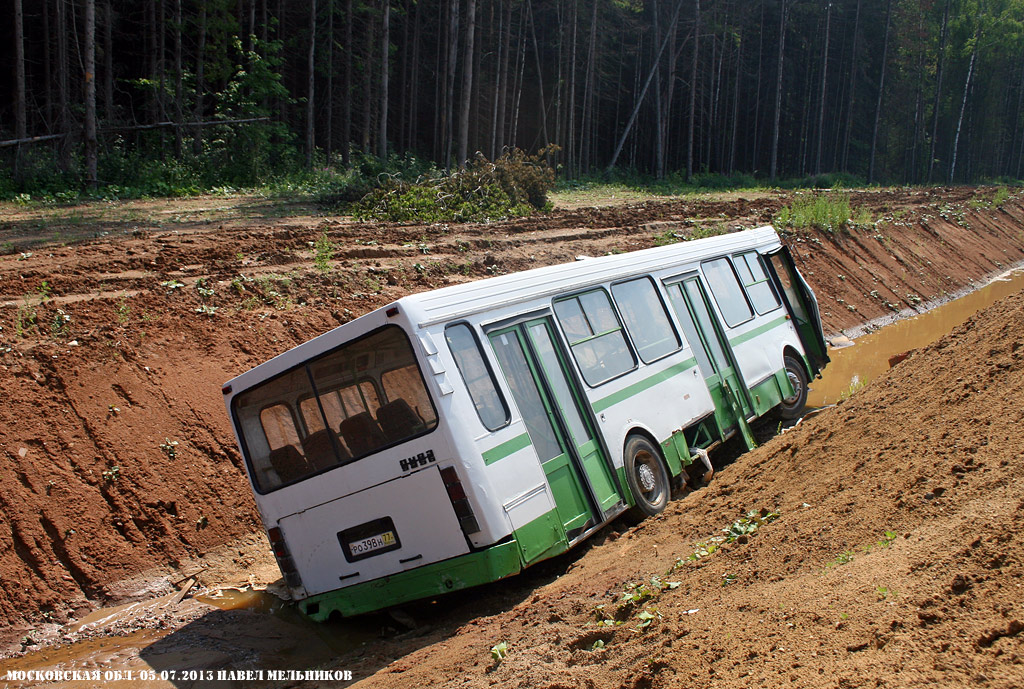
402,225,782,327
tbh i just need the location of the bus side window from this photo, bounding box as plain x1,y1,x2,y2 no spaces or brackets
733,251,781,315
701,257,754,327
381,365,439,432
445,323,510,431
611,277,681,363
259,403,304,488
553,289,636,386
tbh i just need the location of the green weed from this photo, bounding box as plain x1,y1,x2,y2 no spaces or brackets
116,298,131,325
774,193,854,233
313,233,335,272
50,309,71,338
159,439,179,459
15,303,38,338
635,608,662,631
490,641,510,663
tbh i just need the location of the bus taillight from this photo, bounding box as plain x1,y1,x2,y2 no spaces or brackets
267,526,303,588
440,466,480,536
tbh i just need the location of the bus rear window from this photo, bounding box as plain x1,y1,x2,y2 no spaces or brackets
232,326,438,493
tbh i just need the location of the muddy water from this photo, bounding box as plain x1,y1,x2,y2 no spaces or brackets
808,268,1024,406
0,588,377,688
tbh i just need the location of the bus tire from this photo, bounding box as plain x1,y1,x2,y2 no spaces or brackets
778,354,809,420
623,436,671,521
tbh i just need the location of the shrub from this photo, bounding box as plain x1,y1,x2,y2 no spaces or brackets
352,149,556,222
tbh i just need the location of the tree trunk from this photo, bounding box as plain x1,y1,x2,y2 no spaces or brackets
14,0,27,143
815,0,831,176
606,0,685,173
147,0,158,124
769,0,788,182
527,0,549,147
407,0,422,152
444,0,460,166
344,0,353,164
653,0,665,178
327,0,334,158
867,0,892,184
307,0,317,168
43,0,53,131
510,8,526,148
85,0,98,187
841,0,861,172
379,0,390,160
497,0,514,155
927,0,950,183
363,4,374,153
57,0,71,170
580,0,598,172
174,0,183,157
729,31,742,174
193,5,207,155
457,0,477,166
950,31,979,184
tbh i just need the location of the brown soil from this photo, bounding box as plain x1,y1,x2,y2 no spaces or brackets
1,187,1023,686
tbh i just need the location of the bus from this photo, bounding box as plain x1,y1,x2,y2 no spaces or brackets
222,225,829,621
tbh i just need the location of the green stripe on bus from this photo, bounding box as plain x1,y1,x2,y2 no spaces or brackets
728,315,790,347
481,432,533,465
593,358,697,413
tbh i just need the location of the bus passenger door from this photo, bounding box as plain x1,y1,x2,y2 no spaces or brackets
489,321,618,542
666,277,755,447
524,319,620,516
764,246,830,376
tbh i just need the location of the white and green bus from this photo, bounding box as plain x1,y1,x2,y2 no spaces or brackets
223,225,828,621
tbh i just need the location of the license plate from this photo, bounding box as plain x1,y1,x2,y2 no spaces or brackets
349,531,396,556
338,516,402,562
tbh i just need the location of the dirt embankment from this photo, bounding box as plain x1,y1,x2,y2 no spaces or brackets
341,269,1024,689
0,186,1022,644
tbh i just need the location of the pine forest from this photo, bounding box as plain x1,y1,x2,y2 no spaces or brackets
3,0,1024,198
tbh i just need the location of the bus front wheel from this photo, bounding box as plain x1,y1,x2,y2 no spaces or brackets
623,436,670,522
779,354,809,419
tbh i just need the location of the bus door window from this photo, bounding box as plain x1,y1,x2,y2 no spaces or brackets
489,331,563,462
553,290,636,386
733,251,781,315
701,257,754,327
610,277,681,363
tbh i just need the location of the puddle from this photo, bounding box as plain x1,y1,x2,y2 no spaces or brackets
808,268,1024,406
194,589,290,615
0,587,378,688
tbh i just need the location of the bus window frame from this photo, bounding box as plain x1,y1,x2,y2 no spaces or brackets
552,287,638,388
258,400,304,453
699,256,756,328
297,377,383,435
444,321,512,432
379,363,440,427
609,275,683,365
731,251,783,316
232,324,440,495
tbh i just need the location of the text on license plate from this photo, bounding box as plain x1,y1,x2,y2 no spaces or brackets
349,531,396,556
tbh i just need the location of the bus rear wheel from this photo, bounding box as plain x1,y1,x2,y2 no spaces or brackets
623,436,670,522
778,354,809,420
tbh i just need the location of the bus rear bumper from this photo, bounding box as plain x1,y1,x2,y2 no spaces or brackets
298,540,522,621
